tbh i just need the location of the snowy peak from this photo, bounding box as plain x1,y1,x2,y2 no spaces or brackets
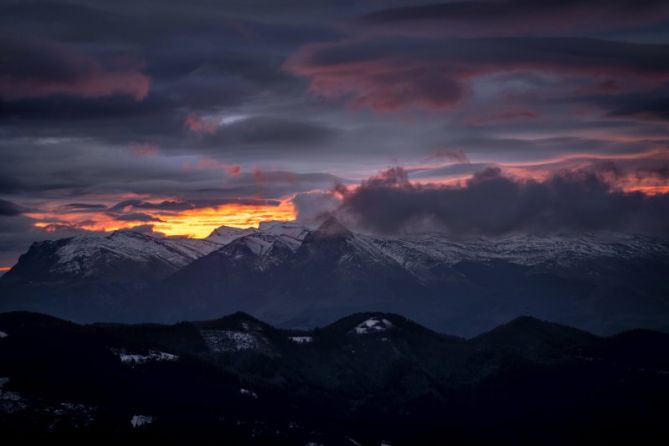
217,222,311,258
206,221,309,255
1,230,220,283
206,225,257,245
221,232,299,259
258,220,309,240
49,231,217,274
299,217,355,256
352,317,394,335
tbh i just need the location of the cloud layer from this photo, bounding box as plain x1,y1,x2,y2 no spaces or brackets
339,166,669,236
286,37,669,112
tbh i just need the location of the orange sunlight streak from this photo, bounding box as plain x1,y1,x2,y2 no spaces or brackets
153,201,296,238
29,200,296,239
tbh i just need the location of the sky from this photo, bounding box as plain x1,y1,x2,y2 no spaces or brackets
2,0,669,269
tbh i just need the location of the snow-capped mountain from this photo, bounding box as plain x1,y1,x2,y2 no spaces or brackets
206,226,257,245
2,230,219,284
257,220,310,250
129,218,669,336
0,226,259,321
1,224,269,285
1,218,669,335
363,231,669,272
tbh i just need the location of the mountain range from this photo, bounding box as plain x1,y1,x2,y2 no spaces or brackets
1,217,668,336
1,310,668,444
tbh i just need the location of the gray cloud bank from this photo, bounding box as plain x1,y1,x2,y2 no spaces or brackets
339,167,669,236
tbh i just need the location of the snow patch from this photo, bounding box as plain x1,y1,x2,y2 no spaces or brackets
201,330,263,352
363,232,669,273
207,226,256,245
115,350,178,365
240,388,258,399
353,318,393,335
258,221,310,251
289,336,313,344
243,236,274,256
46,230,219,277
0,378,25,413
131,415,153,428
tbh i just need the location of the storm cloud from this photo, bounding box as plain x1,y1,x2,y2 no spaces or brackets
359,0,669,36
340,167,669,236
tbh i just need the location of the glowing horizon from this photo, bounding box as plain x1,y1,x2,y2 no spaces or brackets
30,200,297,239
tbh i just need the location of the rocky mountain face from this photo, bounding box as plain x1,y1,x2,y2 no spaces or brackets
1,218,668,335
0,228,243,321
1,310,668,444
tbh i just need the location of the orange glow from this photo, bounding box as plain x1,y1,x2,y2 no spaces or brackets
411,175,471,187
29,200,297,239
152,201,296,238
0,266,10,272
623,185,669,195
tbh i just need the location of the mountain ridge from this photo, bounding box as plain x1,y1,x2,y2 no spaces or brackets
1,219,669,336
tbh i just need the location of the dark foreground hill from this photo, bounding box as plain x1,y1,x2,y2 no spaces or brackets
1,311,668,445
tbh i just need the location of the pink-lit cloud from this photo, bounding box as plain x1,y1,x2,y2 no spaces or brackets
182,157,241,175
285,38,669,112
0,38,150,101
184,113,220,134
129,142,160,157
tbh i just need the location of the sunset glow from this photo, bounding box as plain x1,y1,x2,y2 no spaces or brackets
29,200,297,239
152,201,296,238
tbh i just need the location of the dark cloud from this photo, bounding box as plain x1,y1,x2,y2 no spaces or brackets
608,96,669,121
339,166,669,236
124,224,165,236
286,37,669,111
191,116,338,147
0,212,107,267
63,203,108,211
423,149,470,164
109,198,282,213
358,0,669,36
0,36,150,101
0,94,170,122
113,212,163,222
0,199,23,216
